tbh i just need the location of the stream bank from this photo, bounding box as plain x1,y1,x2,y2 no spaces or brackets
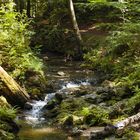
17,53,139,140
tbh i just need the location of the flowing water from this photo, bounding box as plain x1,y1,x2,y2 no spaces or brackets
18,53,94,140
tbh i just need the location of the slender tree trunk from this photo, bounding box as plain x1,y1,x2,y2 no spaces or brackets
0,66,30,108
14,0,19,11
27,0,31,17
19,0,24,13
68,0,83,56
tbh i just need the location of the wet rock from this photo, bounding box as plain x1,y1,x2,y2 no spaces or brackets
43,56,49,61
24,102,33,110
90,125,115,140
101,80,115,88
27,75,41,86
74,89,88,97
96,87,113,95
99,102,107,107
84,94,98,104
55,93,64,103
44,107,59,118
45,82,57,93
71,127,83,136
42,100,56,110
29,88,42,100
63,115,73,126
57,71,65,76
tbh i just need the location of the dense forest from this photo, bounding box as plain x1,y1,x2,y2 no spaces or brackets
0,0,140,139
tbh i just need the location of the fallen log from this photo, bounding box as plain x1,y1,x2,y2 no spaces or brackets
114,112,140,133
0,66,30,108
90,112,140,139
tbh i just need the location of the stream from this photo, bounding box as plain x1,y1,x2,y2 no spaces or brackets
17,53,95,140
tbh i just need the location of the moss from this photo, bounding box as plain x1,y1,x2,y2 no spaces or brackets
55,96,111,127
117,129,139,140
55,98,89,125
82,106,110,126
0,107,17,140
60,98,89,113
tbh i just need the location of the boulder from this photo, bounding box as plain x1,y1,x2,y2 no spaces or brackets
57,71,65,76
43,56,49,61
84,94,98,104
0,96,11,107
24,102,33,110
63,115,73,126
42,100,56,110
55,93,65,103
43,107,59,118
71,127,83,136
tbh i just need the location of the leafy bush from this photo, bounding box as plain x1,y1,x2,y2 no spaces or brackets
81,106,109,125
74,2,122,22
0,1,44,81
0,106,17,140
0,106,17,121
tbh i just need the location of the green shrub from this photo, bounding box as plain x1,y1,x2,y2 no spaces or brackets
0,1,44,81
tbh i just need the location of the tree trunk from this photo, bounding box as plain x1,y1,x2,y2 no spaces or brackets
68,0,83,56
14,0,19,11
27,0,31,17
90,112,140,139
19,0,24,13
115,112,140,131
0,66,30,108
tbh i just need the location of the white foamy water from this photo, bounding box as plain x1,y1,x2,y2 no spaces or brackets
24,100,46,125
62,81,90,89
24,92,56,125
23,81,90,125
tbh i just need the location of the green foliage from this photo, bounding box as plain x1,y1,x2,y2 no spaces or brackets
81,106,109,125
84,1,140,120
31,23,78,56
88,0,107,2
75,2,122,22
121,129,139,140
0,106,17,140
84,22,140,78
0,1,44,80
0,106,17,120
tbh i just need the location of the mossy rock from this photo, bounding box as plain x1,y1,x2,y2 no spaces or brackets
63,115,74,126
42,99,57,110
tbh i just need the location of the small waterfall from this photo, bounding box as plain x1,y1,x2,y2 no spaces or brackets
24,100,46,125
62,80,90,89
24,93,55,125
23,80,90,126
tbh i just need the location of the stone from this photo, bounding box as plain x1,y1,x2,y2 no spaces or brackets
84,94,98,103
57,71,65,76
45,83,55,93
0,96,11,107
71,127,83,136
44,107,59,118
42,100,56,110
43,56,49,61
24,102,33,110
74,89,88,97
55,93,63,103
63,115,73,126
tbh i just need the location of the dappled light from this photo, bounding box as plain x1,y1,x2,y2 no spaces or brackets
0,0,140,139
